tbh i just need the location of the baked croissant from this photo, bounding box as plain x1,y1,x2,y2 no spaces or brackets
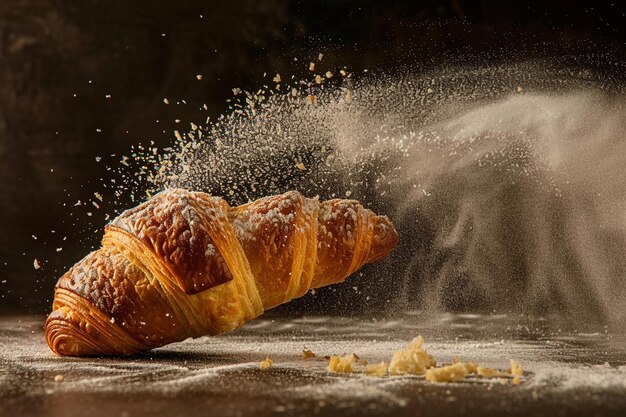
45,189,398,356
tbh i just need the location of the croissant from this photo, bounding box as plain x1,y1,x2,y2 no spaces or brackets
45,189,398,356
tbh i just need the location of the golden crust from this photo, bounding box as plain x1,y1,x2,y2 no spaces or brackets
46,189,399,356
108,189,233,295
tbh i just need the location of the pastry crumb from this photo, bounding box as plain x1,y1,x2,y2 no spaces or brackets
510,360,523,385
328,354,356,373
302,349,316,361
54,374,64,382
388,335,436,375
476,366,508,378
365,362,388,377
425,363,469,383
259,358,273,370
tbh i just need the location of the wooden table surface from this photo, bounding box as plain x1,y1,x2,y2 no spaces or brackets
1,313,626,417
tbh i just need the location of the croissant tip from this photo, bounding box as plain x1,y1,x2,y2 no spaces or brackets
367,214,400,263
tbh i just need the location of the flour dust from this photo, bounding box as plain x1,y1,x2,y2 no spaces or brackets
128,59,626,329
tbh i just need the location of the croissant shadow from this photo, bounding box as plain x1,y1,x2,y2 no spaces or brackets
122,349,228,363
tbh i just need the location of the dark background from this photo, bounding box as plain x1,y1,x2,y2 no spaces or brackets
1,0,625,314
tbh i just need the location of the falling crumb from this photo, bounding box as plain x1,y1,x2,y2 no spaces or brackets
328,354,356,373
33,259,40,270
318,53,324,61
303,349,316,361
56,248,63,252
54,374,64,382
273,74,281,83
196,74,203,80
94,192,103,201
325,71,333,79
308,95,317,104
163,98,170,104
232,88,241,95
295,162,306,171
425,363,469,383
309,62,315,71
340,69,347,76
105,94,111,99
365,362,388,377
517,86,524,92
315,75,322,84
259,358,273,370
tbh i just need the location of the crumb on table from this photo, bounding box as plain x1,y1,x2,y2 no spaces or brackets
302,349,316,361
259,358,273,370
328,354,356,373
388,335,436,375
365,362,388,377
424,363,469,383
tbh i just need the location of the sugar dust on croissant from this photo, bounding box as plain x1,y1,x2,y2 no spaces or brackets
45,189,398,356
